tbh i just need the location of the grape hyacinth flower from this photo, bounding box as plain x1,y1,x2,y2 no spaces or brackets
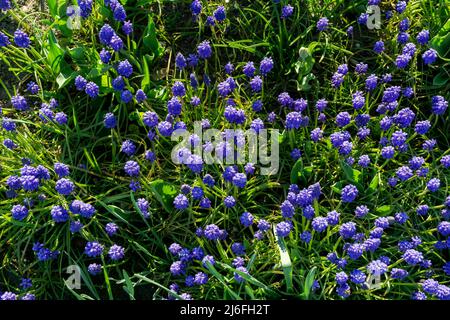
109,244,125,260
213,5,226,22
431,96,448,115
417,30,430,45
240,212,254,227
281,5,294,19
317,17,329,31
75,76,87,91
260,57,274,76
197,41,212,59
312,217,328,232
14,29,30,48
88,263,102,275
11,204,29,221
243,61,256,78
373,41,384,54
422,49,438,65
426,178,440,192
85,82,99,98
276,221,292,237
84,241,104,257
122,21,133,35
190,0,202,15
55,178,74,195
396,1,407,13
341,184,358,203
11,95,28,111
105,222,119,236
174,194,189,210
121,140,136,156
117,59,133,78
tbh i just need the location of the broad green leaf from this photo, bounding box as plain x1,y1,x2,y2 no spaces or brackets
433,70,449,86
122,270,135,300
376,205,392,216
47,30,64,74
368,173,379,192
278,130,287,144
303,266,317,299
341,161,361,183
340,161,363,191
149,179,177,213
68,47,85,61
48,0,58,18
56,19,73,37
431,19,450,57
141,55,151,90
332,181,345,194
101,74,110,89
143,15,163,57
87,65,103,79
56,65,76,89
290,158,303,184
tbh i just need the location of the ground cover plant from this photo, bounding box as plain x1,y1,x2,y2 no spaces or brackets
0,0,449,300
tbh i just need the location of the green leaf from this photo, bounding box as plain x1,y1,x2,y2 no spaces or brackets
376,205,392,216
47,30,65,74
143,15,163,57
219,40,269,54
341,161,361,183
97,201,130,225
56,19,73,37
340,161,363,191
68,47,85,61
83,148,101,173
332,181,345,194
278,130,287,144
204,262,242,300
290,158,304,184
87,65,104,79
122,270,135,300
295,74,316,92
368,173,379,192
48,0,59,18
433,70,449,86
149,179,177,213
303,266,317,299
135,274,184,300
66,285,92,300
130,240,161,260
274,225,293,293
141,55,151,90
101,74,110,89
218,262,278,297
56,64,76,89
431,18,450,57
